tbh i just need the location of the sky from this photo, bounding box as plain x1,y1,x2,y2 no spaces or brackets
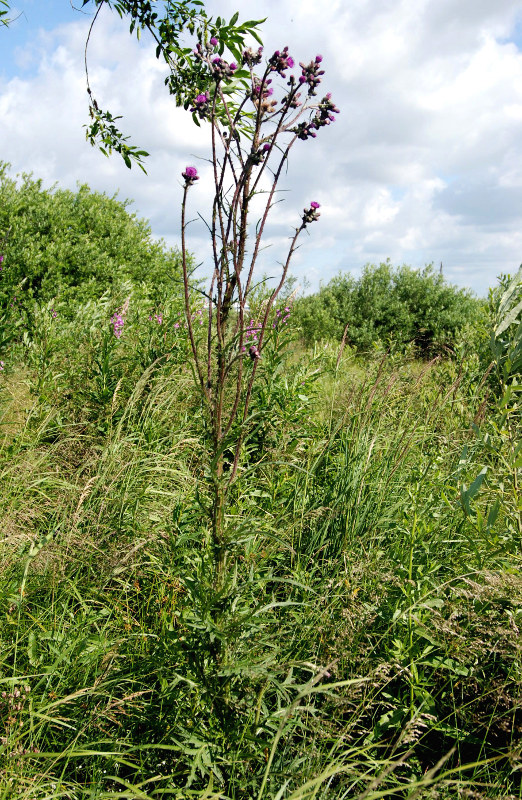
2,1,522,297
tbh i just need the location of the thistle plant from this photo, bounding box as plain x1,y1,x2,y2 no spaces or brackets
180,38,339,582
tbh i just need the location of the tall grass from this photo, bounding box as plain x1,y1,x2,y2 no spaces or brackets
0,290,520,799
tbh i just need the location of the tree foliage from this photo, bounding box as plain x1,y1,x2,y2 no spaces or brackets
81,0,264,169
294,261,482,355
0,162,185,306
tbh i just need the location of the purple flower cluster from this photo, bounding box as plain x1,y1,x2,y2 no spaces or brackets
190,91,210,119
168,309,204,331
210,55,237,81
195,36,218,57
298,55,325,96
302,201,321,225
242,319,261,353
111,312,125,339
268,46,295,77
242,46,263,67
293,120,318,141
192,307,204,325
0,360,4,372
252,78,277,114
111,298,129,339
182,165,199,185
148,312,163,325
273,306,292,328
193,39,237,82
292,92,339,140
282,88,302,110
241,319,262,359
316,93,340,126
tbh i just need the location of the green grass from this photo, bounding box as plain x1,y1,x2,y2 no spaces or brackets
0,290,520,799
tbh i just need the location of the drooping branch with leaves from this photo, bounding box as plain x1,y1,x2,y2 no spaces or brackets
0,0,11,26
82,0,264,170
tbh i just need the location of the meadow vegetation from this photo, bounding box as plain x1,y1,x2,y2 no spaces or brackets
0,167,521,799
1,2,522,797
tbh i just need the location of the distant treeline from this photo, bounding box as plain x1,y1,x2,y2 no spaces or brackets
1,162,483,357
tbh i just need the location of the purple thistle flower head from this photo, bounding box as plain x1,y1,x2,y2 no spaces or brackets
229,62,237,71
183,166,198,178
310,201,320,209
0,255,4,264
182,165,199,184
195,93,208,104
315,54,323,62
287,56,295,68
210,36,218,46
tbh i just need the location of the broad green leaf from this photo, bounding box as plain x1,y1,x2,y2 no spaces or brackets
498,264,522,318
495,296,522,336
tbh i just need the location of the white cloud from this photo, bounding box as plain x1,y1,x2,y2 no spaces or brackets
1,0,522,296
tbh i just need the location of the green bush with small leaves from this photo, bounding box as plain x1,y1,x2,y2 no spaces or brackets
294,260,482,355
0,162,186,308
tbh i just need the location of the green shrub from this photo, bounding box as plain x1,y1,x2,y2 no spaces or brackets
0,162,185,308
294,260,482,356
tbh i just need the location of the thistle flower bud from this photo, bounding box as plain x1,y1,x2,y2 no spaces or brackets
210,56,238,81
243,46,263,67
190,92,211,119
302,202,321,225
268,46,295,77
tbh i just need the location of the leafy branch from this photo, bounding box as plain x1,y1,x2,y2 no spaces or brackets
0,0,11,26
81,0,264,169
